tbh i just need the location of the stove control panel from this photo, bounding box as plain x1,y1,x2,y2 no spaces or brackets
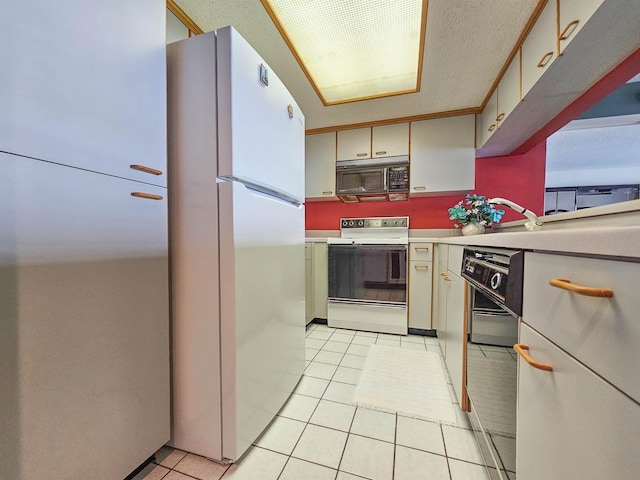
340,217,409,229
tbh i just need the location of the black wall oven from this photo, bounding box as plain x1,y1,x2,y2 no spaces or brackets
461,247,523,480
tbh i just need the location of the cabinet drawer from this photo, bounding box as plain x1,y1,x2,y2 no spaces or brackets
409,242,433,261
517,324,640,480
523,252,640,402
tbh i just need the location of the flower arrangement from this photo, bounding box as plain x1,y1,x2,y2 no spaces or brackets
448,194,505,228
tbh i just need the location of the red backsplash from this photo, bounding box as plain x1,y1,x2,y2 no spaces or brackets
305,140,547,230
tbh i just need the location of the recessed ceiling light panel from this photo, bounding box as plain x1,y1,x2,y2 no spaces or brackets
262,0,427,105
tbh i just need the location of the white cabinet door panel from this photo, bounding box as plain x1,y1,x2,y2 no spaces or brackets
337,128,371,161
497,51,521,126
558,0,605,54
523,252,640,403
517,323,640,480
372,123,409,158
521,0,558,97
408,261,433,330
0,152,169,480
0,0,167,185
305,132,336,199
410,115,475,194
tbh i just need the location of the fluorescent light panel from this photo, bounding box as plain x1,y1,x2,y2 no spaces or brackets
263,0,426,105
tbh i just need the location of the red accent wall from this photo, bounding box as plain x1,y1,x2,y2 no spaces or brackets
305,46,640,231
305,140,547,229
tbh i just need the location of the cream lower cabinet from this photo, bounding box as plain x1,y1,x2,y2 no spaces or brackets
305,243,314,325
517,323,640,480
434,244,466,403
312,242,328,319
408,242,433,330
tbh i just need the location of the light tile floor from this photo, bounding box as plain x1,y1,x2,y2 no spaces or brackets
134,323,496,480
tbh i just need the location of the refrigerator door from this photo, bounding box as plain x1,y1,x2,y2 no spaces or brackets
216,26,305,202
218,181,306,461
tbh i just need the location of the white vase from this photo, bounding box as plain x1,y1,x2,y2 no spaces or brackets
461,222,486,236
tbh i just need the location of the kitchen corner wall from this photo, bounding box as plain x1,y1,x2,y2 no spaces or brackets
305,140,546,230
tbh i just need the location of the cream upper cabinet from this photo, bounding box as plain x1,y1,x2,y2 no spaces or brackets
337,123,409,161
337,128,371,161
521,0,558,98
372,123,410,158
305,132,336,199
410,115,475,194
0,0,167,186
497,50,522,127
558,0,605,54
480,90,498,147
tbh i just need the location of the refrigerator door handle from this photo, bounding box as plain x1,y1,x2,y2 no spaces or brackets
220,176,303,207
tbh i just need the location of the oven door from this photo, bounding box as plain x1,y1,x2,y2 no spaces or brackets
328,243,407,306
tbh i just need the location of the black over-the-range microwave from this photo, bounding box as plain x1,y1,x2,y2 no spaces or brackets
335,156,409,203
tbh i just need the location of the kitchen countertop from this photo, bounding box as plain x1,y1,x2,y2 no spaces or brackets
307,225,640,260
434,225,640,260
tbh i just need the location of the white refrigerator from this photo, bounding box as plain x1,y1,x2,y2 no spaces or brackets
167,27,306,463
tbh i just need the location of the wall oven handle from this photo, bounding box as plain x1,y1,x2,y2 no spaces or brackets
549,278,614,298
514,344,553,371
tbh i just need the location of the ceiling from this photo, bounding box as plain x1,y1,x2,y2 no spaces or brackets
174,0,541,130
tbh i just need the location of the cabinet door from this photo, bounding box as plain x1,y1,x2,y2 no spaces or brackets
444,273,466,403
481,90,498,147
305,132,337,199
0,152,169,480
337,128,371,161
0,1,167,186
408,261,433,330
312,242,328,319
436,262,449,355
523,252,640,403
305,243,314,325
521,0,558,97
372,123,409,158
410,115,475,194
558,0,604,54
517,323,640,480
497,51,521,126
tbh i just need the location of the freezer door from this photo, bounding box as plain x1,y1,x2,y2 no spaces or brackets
218,181,306,461
216,26,305,201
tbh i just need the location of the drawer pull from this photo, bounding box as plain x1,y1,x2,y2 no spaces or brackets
549,278,614,298
130,164,163,176
514,344,553,371
440,272,451,281
537,51,554,68
375,151,387,155
131,192,163,201
413,186,426,191
559,19,580,41
322,191,333,195
414,264,429,270
414,247,430,252
356,153,368,157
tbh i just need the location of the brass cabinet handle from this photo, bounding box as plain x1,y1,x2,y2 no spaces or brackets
414,247,430,252
356,153,368,157
559,19,580,41
514,344,553,371
537,51,554,68
130,164,163,176
440,272,451,281
322,191,333,195
496,113,505,122
414,264,429,270
131,192,164,200
413,186,426,191
549,278,614,298
488,124,496,132
375,150,387,155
